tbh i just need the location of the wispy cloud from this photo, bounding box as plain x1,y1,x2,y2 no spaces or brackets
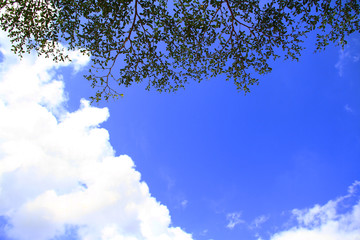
335,42,360,77
199,229,208,236
269,181,360,240
226,212,245,229
181,200,189,209
251,215,269,229
0,32,192,240
335,48,350,77
344,104,354,113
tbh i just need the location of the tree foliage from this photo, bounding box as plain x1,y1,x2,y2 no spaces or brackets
1,0,359,101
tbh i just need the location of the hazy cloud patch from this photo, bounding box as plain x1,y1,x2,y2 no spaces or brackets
181,200,188,209
226,212,245,229
344,104,354,113
335,41,360,77
251,215,269,229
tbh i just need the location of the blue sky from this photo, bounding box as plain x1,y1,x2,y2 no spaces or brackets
0,26,359,240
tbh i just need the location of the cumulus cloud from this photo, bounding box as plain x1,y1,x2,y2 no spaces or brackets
0,32,192,240
270,181,360,240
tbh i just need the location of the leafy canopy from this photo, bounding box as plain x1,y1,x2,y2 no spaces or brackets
1,0,359,101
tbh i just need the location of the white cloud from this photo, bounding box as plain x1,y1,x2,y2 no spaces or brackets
181,200,188,209
344,104,354,113
251,215,269,229
226,212,245,229
270,181,360,240
335,48,350,77
199,229,208,236
335,42,360,77
0,32,192,240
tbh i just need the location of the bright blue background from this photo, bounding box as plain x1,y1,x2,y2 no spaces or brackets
61,35,360,239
